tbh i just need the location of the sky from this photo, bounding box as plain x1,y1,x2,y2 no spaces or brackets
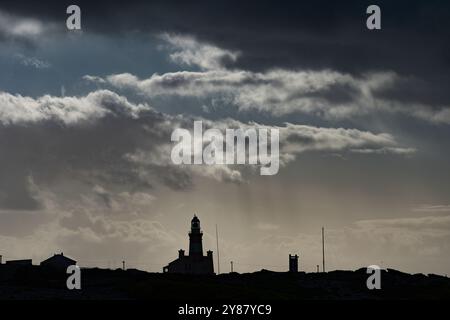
0,0,450,275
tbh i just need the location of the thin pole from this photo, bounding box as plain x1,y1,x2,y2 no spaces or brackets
216,224,220,274
122,260,125,270
322,227,325,273
231,261,233,273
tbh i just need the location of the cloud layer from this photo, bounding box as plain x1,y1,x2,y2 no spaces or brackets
0,88,413,210
84,35,450,125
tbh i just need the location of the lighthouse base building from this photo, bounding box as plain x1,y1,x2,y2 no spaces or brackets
163,215,214,275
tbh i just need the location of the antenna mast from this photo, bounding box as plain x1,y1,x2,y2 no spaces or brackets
322,226,325,273
216,224,220,274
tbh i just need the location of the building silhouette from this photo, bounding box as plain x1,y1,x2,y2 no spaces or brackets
5,259,32,267
163,215,214,274
40,253,76,271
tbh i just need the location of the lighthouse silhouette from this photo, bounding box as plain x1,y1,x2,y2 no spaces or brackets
189,215,203,256
163,215,214,274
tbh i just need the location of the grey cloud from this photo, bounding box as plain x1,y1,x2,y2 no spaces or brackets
161,33,239,71
0,89,148,125
0,175,42,210
173,117,416,168
14,53,50,69
350,147,416,155
413,205,450,213
355,215,450,231
0,9,58,46
282,124,398,153
87,36,450,124
0,87,415,211
0,90,178,210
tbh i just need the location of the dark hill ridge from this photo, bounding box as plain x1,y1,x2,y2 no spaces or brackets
0,264,449,299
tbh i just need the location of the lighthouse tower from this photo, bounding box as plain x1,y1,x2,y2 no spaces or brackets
163,214,214,274
189,215,203,256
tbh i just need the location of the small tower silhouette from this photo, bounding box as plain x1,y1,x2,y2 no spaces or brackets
289,254,299,272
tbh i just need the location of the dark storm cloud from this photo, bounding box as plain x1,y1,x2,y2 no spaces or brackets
372,75,450,107
1,0,448,73
3,0,448,107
